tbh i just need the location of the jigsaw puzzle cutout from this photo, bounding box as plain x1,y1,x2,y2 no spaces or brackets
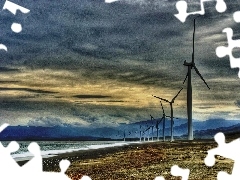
174,0,240,78
0,0,30,51
155,165,190,180
105,0,119,3
0,124,91,180
233,11,240,23
215,10,240,78
215,27,240,78
174,0,227,22
205,132,240,180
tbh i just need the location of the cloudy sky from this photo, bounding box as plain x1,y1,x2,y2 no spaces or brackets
0,0,240,127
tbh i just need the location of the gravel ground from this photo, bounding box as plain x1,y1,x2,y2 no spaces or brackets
20,138,235,180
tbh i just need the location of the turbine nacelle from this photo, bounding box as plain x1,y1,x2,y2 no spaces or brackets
183,60,195,67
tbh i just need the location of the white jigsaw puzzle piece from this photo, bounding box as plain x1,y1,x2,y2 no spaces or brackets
2,0,30,15
171,165,190,180
0,124,22,178
0,123,9,132
205,132,240,180
0,124,90,180
233,11,240,23
154,176,165,180
175,0,227,22
21,142,43,173
154,165,190,180
0,44,8,51
216,28,240,78
81,175,92,180
105,0,119,3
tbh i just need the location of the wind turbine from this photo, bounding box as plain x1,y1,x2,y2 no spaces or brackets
159,101,168,141
149,115,155,141
183,19,210,140
153,88,183,142
158,101,179,141
144,126,152,141
150,115,158,141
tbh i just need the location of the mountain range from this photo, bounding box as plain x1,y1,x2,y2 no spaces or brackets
1,118,240,141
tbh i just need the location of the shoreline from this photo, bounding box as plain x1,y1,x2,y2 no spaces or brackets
15,140,143,162
17,140,147,166
17,139,234,179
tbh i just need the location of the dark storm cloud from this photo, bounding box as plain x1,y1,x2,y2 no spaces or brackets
73,95,111,98
0,0,237,64
0,81,19,83
0,0,183,63
196,106,214,109
0,100,42,111
0,0,211,88
0,87,57,94
0,67,19,72
97,100,126,102
0,0,240,125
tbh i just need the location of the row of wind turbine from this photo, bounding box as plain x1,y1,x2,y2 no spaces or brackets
151,19,210,141
153,88,183,141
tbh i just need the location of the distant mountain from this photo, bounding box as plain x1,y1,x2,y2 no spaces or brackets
0,126,116,141
0,119,240,141
192,123,240,139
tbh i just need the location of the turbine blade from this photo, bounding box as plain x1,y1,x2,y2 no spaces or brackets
165,115,178,119
193,65,210,89
192,19,195,64
183,73,188,84
145,127,150,131
159,117,164,124
172,88,183,102
153,95,169,103
160,101,165,114
150,114,155,121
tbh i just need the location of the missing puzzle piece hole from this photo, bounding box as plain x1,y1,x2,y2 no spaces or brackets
204,155,215,166
233,11,240,23
216,46,228,58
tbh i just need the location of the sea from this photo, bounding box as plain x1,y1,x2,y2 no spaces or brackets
1,140,142,161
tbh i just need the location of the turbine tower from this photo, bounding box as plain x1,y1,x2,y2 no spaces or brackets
160,101,167,141
149,115,155,141
150,115,159,141
153,88,183,142
183,19,210,140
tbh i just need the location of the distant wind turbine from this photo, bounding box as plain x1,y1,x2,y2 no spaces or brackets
139,125,142,141
183,19,210,140
144,126,152,141
150,115,158,141
149,115,154,141
143,124,149,141
159,101,168,141
158,101,178,141
153,88,183,142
